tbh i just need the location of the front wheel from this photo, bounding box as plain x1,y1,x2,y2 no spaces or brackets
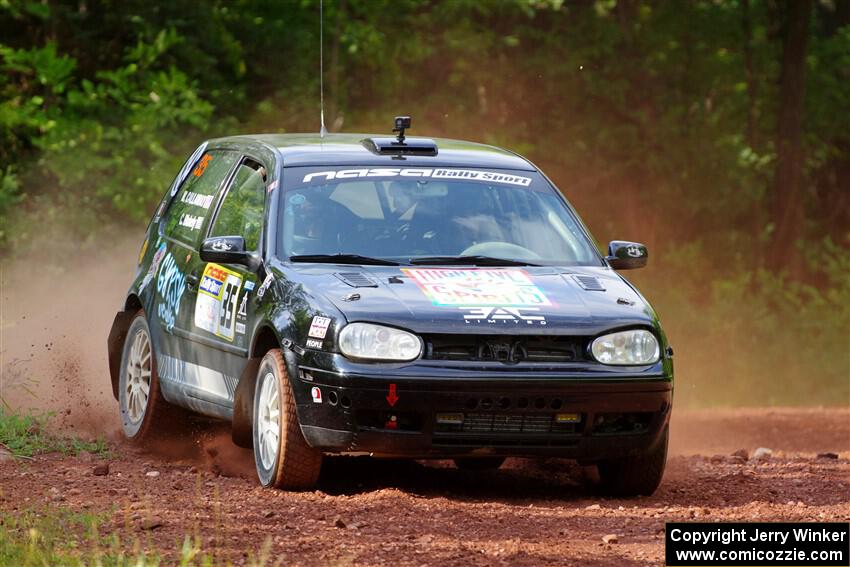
118,311,180,443
252,349,323,489
596,425,668,496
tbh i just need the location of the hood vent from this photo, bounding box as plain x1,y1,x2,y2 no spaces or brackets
335,272,378,288
572,275,606,291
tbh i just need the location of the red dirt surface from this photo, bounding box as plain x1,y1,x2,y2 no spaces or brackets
0,408,847,566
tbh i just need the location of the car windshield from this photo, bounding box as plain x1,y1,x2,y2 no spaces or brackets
278,166,601,266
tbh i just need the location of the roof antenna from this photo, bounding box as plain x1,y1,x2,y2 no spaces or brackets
319,0,327,137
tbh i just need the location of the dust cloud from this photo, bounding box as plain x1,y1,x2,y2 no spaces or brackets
0,234,140,441
135,423,255,479
0,232,258,473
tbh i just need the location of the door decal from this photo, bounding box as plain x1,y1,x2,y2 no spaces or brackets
156,250,186,333
234,279,254,336
158,353,238,401
194,263,243,341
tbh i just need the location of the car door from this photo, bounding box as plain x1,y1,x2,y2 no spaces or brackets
172,156,268,416
154,149,241,415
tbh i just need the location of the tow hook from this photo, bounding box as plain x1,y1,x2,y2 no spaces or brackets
283,338,306,355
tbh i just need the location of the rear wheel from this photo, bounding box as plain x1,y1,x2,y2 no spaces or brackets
453,457,506,471
253,349,323,489
118,312,180,442
596,425,668,496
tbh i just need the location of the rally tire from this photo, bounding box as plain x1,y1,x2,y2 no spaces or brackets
252,349,323,490
596,425,668,497
117,311,180,443
453,457,506,471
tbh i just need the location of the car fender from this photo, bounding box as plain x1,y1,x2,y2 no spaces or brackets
231,316,284,447
231,355,262,448
231,284,345,448
106,308,138,400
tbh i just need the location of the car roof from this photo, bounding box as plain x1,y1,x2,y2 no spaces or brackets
208,133,536,171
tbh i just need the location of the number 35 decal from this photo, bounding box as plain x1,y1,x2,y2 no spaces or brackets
194,263,243,341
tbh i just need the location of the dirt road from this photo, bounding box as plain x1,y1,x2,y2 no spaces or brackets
1,408,847,566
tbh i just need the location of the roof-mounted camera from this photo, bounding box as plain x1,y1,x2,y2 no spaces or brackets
392,116,411,144
361,115,438,157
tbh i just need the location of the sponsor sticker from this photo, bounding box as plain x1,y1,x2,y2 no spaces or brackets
179,213,204,231
402,268,551,307
209,238,233,252
192,153,213,177
139,241,167,293
181,191,215,209
311,387,322,403
194,263,243,341
461,306,547,325
301,168,532,187
237,292,249,319
305,338,323,349
257,272,274,300
308,316,331,339
169,142,209,198
154,200,167,221
156,251,186,333
236,280,254,323
138,237,149,265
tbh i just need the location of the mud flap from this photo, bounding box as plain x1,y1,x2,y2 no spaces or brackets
107,310,137,401
232,357,262,448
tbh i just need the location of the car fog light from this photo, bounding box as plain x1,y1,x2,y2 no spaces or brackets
555,413,581,423
436,413,465,425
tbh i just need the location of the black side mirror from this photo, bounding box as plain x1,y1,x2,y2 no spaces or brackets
200,236,261,271
606,240,648,270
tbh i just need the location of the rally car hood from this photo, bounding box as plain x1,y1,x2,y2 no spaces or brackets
289,265,658,336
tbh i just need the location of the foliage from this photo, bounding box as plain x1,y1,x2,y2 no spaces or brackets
0,409,109,457
35,33,215,218
0,14,216,243
0,165,20,241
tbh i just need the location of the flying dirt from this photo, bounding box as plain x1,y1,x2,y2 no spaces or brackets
1,239,848,565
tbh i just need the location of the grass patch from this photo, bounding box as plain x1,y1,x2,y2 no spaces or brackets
0,507,115,565
0,507,275,566
0,409,110,458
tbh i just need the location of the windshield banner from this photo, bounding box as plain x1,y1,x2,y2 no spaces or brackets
301,168,532,187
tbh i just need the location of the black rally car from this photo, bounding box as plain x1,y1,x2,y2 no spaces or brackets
107,118,673,495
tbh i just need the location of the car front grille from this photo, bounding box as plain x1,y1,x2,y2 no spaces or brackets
423,334,587,363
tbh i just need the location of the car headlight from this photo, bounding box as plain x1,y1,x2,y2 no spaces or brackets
338,323,422,362
591,330,659,365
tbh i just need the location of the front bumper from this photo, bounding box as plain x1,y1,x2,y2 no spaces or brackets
293,366,672,461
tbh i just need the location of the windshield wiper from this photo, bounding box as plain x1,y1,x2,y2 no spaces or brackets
289,254,400,266
409,255,539,267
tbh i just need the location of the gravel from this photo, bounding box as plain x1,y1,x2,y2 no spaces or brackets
0,408,845,566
